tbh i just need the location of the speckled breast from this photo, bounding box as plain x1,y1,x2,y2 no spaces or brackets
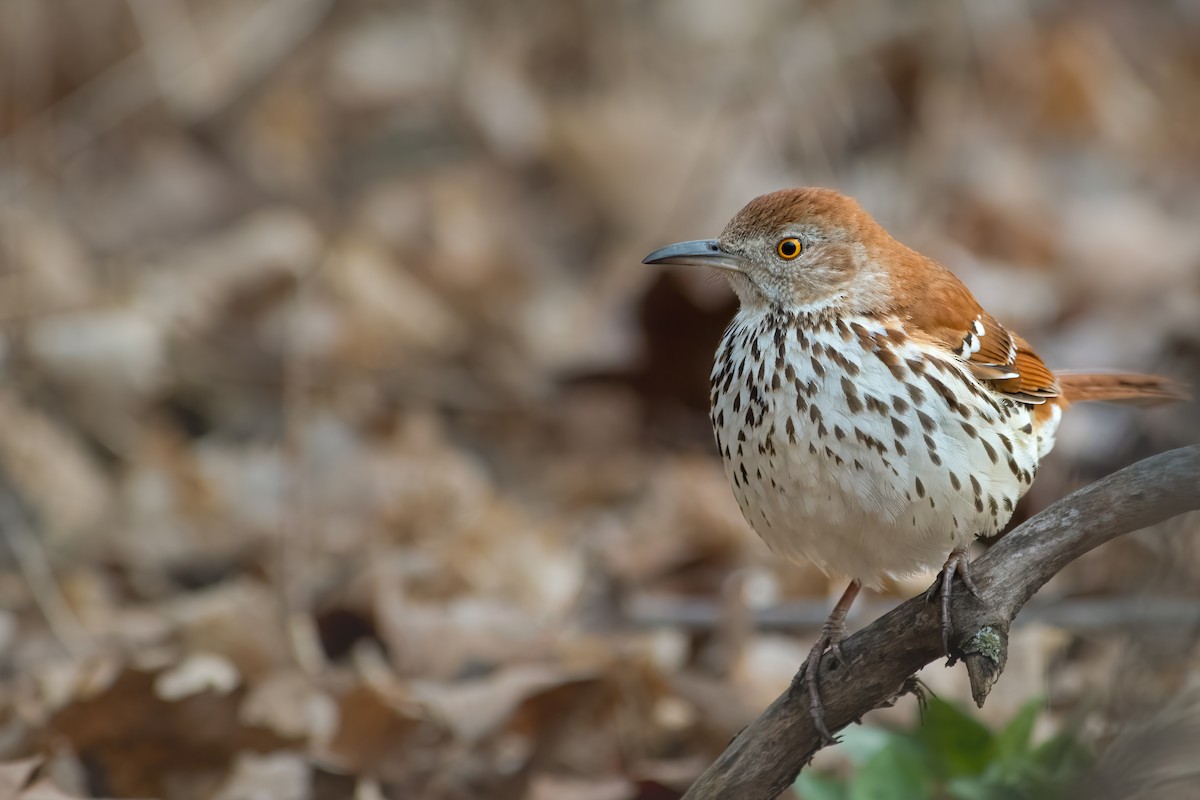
708,307,1057,587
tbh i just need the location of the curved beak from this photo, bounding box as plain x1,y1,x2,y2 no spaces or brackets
642,239,745,273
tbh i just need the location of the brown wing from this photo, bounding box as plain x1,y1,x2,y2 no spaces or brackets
899,269,1059,405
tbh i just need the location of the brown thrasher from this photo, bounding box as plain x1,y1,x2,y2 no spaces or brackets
644,187,1183,740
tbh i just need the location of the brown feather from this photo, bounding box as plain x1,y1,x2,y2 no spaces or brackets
1056,371,1190,407
888,258,1060,405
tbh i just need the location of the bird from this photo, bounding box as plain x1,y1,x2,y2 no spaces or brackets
643,187,1184,740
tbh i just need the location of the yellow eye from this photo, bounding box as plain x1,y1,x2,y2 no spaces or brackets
777,237,802,260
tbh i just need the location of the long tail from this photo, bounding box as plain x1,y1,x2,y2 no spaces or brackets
1056,370,1190,407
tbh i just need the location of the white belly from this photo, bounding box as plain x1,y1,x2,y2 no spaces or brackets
710,308,1057,588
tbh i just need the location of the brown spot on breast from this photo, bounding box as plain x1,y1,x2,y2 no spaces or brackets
850,322,874,349
854,428,888,455
876,345,900,367
925,374,964,414
926,354,951,372
841,376,863,413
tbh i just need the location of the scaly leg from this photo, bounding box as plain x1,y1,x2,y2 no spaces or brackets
794,579,862,743
924,544,982,655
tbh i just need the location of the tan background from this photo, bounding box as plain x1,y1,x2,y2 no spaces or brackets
0,1,1198,797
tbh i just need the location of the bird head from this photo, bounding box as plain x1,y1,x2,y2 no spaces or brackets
644,187,898,314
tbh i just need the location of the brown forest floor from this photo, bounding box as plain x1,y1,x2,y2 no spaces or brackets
0,1,1198,798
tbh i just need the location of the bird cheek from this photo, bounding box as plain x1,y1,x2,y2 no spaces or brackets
788,261,846,305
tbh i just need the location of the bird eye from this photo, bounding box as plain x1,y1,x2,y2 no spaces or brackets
776,238,802,260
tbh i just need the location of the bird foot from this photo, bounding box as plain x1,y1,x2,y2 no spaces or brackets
924,545,983,657
790,580,862,745
793,618,850,744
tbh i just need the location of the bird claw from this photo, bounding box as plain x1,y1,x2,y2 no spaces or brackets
790,580,861,745
829,638,848,669
925,546,982,656
799,620,849,744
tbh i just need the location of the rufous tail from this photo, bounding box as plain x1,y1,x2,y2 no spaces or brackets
1056,371,1190,407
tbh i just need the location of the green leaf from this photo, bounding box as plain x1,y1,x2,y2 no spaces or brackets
795,772,850,800
1031,729,1092,777
946,775,1022,800
993,699,1042,766
913,697,995,779
837,726,901,766
849,740,932,800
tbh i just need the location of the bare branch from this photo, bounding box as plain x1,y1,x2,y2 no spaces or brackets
683,445,1200,800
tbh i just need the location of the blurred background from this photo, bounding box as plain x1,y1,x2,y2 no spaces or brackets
0,1,1198,798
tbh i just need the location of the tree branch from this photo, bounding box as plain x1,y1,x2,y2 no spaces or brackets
683,445,1200,800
